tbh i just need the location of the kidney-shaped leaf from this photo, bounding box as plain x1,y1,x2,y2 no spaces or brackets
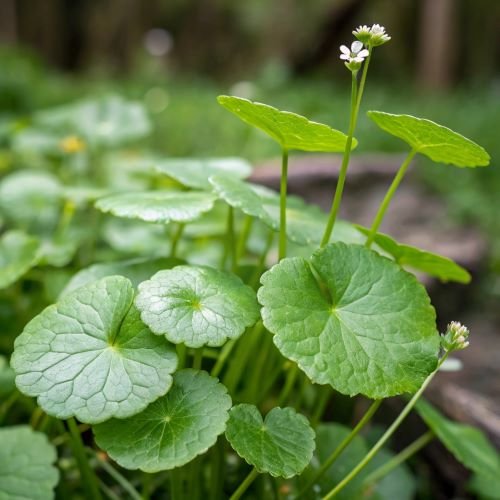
355,226,470,284
367,111,490,167
95,191,216,223
226,404,315,478
155,157,252,190
0,426,59,500
258,243,440,398
0,231,41,289
11,276,177,424
416,399,500,482
218,96,355,152
136,265,260,347
93,369,232,472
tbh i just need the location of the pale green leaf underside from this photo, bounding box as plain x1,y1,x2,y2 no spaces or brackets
226,404,315,478
416,399,500,482
61,257,182,296
155,157,252,190
93,369,232,472
136,265,260,347
258,243,439,398
368,111,490,167
12,276,177,424
355,226,470,283
95,191,216,223
218,95,355,152
0,426,59,500
0,231,40,289
210,174,362,246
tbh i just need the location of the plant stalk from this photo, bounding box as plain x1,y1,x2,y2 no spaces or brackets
279,148,289,260
230,468,259,500
365,149,417,248
170,223,185,258
322,354,448,500
236,215,253,263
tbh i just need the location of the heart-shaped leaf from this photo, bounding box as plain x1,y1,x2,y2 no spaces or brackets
355,226,471,283
258,243,439,398
0,231,40,289
95,191,216,223
0,426,59,500
416,399,500,482
136,265,260,347
225,404,315,478
367,111,490,167
155,157,252,190
218,96,355,152
11,276,177,424
62,257,182,296
93,369,232,472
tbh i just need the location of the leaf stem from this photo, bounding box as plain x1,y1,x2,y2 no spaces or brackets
170,223,185,258
321,354,448,500
192,348,203,370
321,72,359,247
279,148,289,260
236,215,253,264
361,430,434,490
310,386,331,428
209,438,225,500
298,399,381,498
365,149,417,248
211,339,236,377
277,363,299,406
67,418,102,500
230,467,259,500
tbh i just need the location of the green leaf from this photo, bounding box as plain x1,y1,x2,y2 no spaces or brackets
0,425,59,500
0,231,40,289
136,265,260,347
93,369,232,472
258,243,439,398
210,175,362,246
155,157,252,190
218,95,355,152
415,399,500,482
11,276,177,424
225,404,315,478
95,191,216,223
62,257,182,296
355,226,471,283
0,355,16,397
367,111,490,167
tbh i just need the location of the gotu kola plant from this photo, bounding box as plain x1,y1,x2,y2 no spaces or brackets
6,23,498,500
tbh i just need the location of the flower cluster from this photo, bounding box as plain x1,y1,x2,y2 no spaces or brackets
353,23,391,46
339,41,370,72
441,321,470,352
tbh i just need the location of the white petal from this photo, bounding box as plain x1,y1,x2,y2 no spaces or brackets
358,49,370,58
351,41,364,53
339,45,350,55
340,54,350,60
353,56,364,63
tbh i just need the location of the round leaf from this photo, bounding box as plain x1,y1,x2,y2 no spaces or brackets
367,111,490,167
0,231,40,289
0,425,59,500
95,191,216,223
226,404,315,478
258,243,440,398
155,157,252,189
93,369,232,472
136,265,260,347
218,95,355,152
355,226,471,283
416,399,500,481
12,276,178,424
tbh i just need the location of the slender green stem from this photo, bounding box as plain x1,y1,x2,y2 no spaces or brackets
321,73,359,247
279,148,289,260
192,348,203,370
298,400,381,498
249,230,274,288
56,199,76,238
228,206,237,271
236,215,253,263
67,418,102,500
170,223,185,258
211,339,236,377
176,344,187,369
365,149,417,248
322,354,448,500
277,363,299,406
362,430,434,490
209,439,225,500
355,48,372,115
310,386,331,428
230,468,260,500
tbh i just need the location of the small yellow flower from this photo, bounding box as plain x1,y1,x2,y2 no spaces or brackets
59,135,86,154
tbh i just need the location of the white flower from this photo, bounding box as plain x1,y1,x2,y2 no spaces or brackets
369,24,391,46
352,25,372,44
441,321,470,352
339,41,369,63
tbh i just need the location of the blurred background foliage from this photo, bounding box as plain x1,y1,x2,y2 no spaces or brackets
0,0,499,262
